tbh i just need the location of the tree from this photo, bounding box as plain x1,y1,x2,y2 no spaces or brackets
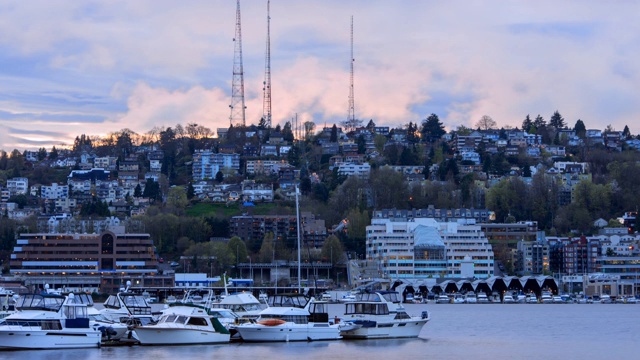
49,146,58,160
330,124,338,142
134,184,143,198
421,114,446,143
321,235,345,265
166,186,189,210
522,115,533,133
533,115,546,129
549,110,566,129
228,236,248,272
282,121,294,142
623,125,631,140
187,183,195,199
574,119,586,139
215,171,224,183
475,115,497,131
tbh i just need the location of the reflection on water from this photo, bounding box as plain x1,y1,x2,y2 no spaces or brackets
1,304,638,360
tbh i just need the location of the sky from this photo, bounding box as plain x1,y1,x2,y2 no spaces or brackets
1,0,639,151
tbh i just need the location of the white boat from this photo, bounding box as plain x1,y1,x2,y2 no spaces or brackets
502,294,516,303
599,294,612,304
526,294,538,303
476,293,490,303
540,292,554,304
436,294,451,304
218,292,266,320
413,293,424,303
339,291,429,339
0,293,101,350
100,283,157,328
235,294,342,342
134,304,230,345
464,293,477,304
258,292,269,305
453,294,465,304
72,292,129,342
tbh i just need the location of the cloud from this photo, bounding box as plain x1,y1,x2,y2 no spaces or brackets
1,0,640,151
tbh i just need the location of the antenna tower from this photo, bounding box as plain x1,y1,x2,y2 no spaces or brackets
262,0,272,128
347,15,355,126
229,0,246,127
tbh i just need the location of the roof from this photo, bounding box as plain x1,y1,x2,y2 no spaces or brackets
413,225,445,247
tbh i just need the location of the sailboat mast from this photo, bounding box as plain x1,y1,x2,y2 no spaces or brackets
295,185,301,294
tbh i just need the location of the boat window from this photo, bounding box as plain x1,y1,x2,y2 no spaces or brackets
176,316,188,324
394,311,411,320
41,320,62,330
164,315,177,323
186,317,208,326
104,295,120,308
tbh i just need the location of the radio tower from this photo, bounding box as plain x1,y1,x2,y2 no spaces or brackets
229,0,246,127
262,0,272,128
347,16,356,129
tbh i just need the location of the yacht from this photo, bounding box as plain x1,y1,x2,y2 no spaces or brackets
599,294,612,304
453,294,465,304
464,293,477,304
526,294,538,303
476,293,490,303
72,292,128,342
339,291,429,339
502,294,516,304
99,282,157,328
0,293,101,350
540,292,554,304
413,293,424,303
235,294,343,342
217,292,266,320
134,304,230,345
436,294,451,304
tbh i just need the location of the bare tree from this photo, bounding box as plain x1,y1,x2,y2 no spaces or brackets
475,115,497,130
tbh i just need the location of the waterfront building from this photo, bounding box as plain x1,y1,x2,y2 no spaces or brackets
366,217,494,280
516,240,549,275
9,225,170,294
230,212,327,248
374,207,491,224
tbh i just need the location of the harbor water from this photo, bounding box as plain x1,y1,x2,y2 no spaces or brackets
2,303,636,360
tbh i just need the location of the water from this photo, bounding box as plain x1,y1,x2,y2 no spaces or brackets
2,303,637,360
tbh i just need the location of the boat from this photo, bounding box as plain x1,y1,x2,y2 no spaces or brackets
453,294,465,304
72,292,129,342
526,294,538,303
540,291,554,304
436,294,451,304
258,291,269,305
476,293,490,303
217,292,266,320
100,282,157,329
235,294,343,342
0,293,101,350
134,304,230,345
404,293,415,303
464,293,477,304
502,294,516,303
413,293,424,303
339,291,429,339
320,292,334,302
599,294,612,304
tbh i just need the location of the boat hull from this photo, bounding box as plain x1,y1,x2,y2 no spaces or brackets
0,328,101,350
134,327,230,345
340,319,428,339
236,322,341,342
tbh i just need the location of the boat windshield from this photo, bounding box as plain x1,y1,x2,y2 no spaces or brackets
344,302,389,316
210,309,238,319
16,294,64,311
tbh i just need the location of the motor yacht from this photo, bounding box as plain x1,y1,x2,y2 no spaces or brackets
339,291,429,339
72,292,128,342
134,304,230,345
464,293,477,304
235,294,343,342
526,294,538,303
540,292,554,304
0,293,101,350
502,294,516,303
436,294,451,304
476,293,490,303
217,292,266,320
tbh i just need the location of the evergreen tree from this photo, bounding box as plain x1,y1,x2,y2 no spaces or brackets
549,110,566,129
574,119,586,139
187,183,195,199
330,124,338,142
282,121,294,142
49,146,58,160
421,113,446,143
522,114,533,133
623,125,631,139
